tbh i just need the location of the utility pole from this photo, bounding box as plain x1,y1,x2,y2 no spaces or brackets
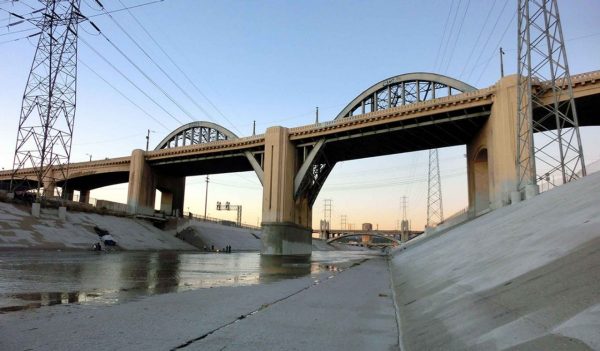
340,214,347,230
499,47,505,78
9,0,82,199
204,175,209,219
145,129,155,151
516,0,586,196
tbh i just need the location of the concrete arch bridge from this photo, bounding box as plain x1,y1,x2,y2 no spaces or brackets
1,70,600,255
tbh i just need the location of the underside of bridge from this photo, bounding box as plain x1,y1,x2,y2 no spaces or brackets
305,105,490,163
150,153,258,177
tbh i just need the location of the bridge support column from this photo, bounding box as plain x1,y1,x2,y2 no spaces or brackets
79,189,90,204
157,175,185,217
63,189,74,201
261,126,312,256
467,75,531,214
127,149,156,214
42,179,55,198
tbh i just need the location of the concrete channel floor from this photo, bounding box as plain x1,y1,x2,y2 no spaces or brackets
183,257,398,351
0,257,399,351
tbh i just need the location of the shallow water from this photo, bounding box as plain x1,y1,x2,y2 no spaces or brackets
0,250,377,312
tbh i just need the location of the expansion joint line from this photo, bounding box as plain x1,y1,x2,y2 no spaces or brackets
387,255,406,351
170,258,370,350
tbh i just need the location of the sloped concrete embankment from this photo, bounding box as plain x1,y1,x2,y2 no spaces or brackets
390,172,600,350
175,219,342,251
0,202,195,251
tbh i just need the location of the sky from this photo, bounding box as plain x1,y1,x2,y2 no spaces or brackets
0,0,599,230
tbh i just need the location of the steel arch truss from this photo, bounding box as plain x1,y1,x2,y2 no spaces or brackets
334,73,475,119
155,121,264,184
294,73,475,205
155,121,236,150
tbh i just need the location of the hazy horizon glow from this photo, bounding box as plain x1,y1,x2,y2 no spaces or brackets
1,0,599,230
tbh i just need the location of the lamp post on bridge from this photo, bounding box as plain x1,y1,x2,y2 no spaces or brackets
145,129,155,152
85,153,92,162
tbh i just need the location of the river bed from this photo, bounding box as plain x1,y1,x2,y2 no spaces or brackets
0,249,378,312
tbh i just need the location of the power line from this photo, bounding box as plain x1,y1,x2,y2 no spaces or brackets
86,20,197,124
474,12,516,85
458,0,498,79
78,57,170,130
436,0,462,72
465,0,510,83
0,0,163,24
0,29,37,45
442,0,472,75
93,0,217,126
77,34,183,126
116,0,242,135
433,0,455,71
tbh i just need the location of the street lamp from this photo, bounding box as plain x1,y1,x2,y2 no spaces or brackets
146,129,156,151
85,153,92,162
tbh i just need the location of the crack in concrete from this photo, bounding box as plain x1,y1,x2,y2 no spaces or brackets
171,258,370,350
388,255,404,351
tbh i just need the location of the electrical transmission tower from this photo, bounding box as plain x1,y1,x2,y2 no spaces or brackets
10,0,82,199
400,196,409,235
516,0,586,195
427,149,444,227
323,199,332,228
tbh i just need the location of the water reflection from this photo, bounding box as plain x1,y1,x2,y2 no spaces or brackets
259,255,312,282
0,250,376,313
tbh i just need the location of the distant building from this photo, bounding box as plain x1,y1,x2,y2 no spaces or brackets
362,223,373,231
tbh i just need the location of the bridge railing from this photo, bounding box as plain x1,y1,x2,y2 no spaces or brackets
438,207,469,226
183,211,261,231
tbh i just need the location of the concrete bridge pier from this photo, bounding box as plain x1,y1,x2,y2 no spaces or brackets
261,126,312,256
78,189,90,204
157,175,185,216
126,149,186,216
467,75,534,214
63,189,74,201
42,179,55,198
127,149,157,214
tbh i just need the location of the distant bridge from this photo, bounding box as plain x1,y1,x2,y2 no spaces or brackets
315,229,423,242
1,70,599,255
327,233,402,246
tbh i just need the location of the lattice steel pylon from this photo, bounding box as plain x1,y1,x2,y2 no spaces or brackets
516,0,586,194
10,0,81,199
427,149,444,227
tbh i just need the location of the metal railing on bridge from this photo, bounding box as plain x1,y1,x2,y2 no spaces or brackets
182,211,261,231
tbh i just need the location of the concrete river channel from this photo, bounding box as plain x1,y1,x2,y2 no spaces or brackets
0,250,377,313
